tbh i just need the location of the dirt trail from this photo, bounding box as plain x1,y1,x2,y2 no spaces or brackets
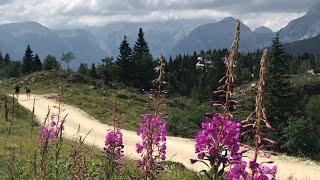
14,94,320,180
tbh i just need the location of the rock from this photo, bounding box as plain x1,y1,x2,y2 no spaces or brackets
45,93,58,99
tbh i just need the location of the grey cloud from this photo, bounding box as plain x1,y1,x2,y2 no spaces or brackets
0,0,317,30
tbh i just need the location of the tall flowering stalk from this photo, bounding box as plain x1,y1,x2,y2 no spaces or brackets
38,85,67,179
136,55,167,180
214,19,241,119
242,49,277,180
103,99,124,177
191,20,243,179
39,113,65,179
68,126,92,180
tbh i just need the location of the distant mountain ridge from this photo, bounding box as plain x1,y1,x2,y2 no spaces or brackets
283,34,320,55
0,21,105,69
254,26,274,34
0,2,320,67
279,2,320,42
171,17,275,55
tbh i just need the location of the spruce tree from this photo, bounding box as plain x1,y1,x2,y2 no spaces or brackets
265,33,295,147
0,52,3,66
90,63,97,78
4,53,10,65
132,28,154,89
78,63,88,76
22,45,33,74
32,54,42,72
117,36,133,86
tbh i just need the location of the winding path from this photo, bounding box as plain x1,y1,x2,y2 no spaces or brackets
14,94,320,179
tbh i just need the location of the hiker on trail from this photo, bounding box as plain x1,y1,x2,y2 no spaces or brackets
15,84,20,100
26,84,31,99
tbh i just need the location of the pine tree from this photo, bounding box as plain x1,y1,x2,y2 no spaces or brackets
265,33,295,147
32,54,42,72
42,55,60,70
90,63,97,78
22,45,33,74
4,53,10,65
78,63,88,76
0,52,3,66
101,56,116,83
117,36,133,86
132,28,154,89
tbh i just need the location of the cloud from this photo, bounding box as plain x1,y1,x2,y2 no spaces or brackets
0,0,317,30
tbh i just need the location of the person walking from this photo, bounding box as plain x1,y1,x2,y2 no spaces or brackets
15,84,20,100
26,84,31,99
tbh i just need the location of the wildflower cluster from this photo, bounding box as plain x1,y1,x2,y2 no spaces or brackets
193,114,241,164
39,114,59,146
103,99,124,176
191,114,243,178
104,128,124,174
136,113,167,177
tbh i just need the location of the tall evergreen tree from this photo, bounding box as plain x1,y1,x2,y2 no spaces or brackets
22,45,33,74
89,63,98,78
265,33,295,148
78,63,88,76
101,57,116,83
132,28,154,89
32,54,42,72
0,52,3,66
117,36,133,86
4,53,10,65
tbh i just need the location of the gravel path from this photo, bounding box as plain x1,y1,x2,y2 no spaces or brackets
14,94,320,179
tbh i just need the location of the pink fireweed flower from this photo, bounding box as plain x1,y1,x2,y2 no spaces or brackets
249,161,277,180
39,114,59,146
193,114,242,164
136,113,167,174
104,128,124,174
224,161,249,180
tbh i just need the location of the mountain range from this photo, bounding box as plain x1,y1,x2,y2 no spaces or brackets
0,2,320,67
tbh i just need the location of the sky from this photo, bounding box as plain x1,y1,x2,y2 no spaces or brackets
0,0,318,31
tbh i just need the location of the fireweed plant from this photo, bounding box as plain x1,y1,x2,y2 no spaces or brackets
103,99,124,177
39,85,67,179
136,55,167,179
190,20,243,179
242,49,277,180
191,20,278,179
67,126,92,180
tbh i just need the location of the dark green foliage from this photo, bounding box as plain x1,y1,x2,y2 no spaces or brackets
132,28,155,89
89,63,98,78
4,53,10,65
77,63,89,76
117,36,133,86
284,96,320,160
32,54,42,72
42,55,60,71
99,57,117,83
0,61,21,77
22,45,33,74
264,34,296,149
